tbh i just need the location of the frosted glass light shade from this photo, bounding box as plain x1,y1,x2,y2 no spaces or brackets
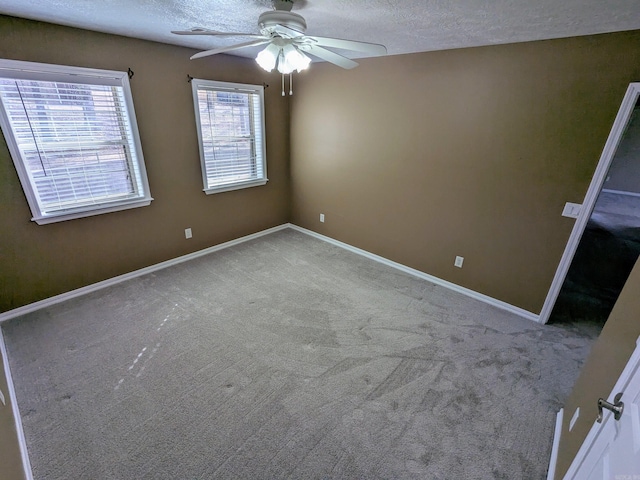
283,46,311,72
256,43,280,72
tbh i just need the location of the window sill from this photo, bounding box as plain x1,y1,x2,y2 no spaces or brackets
32,197,153,225
204,178,268,195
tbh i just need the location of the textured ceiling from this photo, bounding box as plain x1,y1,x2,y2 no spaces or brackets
0,0,639,62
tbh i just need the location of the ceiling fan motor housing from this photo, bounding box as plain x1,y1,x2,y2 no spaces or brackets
259,11,307,36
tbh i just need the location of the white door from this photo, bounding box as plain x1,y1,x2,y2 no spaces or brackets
564,337,640,479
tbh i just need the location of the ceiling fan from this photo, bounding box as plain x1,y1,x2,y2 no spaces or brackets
172,0,387,74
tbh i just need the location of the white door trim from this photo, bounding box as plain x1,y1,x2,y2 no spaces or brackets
0,329,34,480
563,335,640,478
539,83,640,324
547,408,564,480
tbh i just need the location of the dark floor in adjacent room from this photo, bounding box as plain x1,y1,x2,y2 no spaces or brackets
549,192,640,330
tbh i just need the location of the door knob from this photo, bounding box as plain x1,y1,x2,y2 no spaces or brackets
597,392,624,423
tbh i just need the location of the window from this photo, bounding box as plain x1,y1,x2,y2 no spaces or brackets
192,79,267,194
0,59,152,225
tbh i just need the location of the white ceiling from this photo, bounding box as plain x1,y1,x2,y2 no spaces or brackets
0,0,639,62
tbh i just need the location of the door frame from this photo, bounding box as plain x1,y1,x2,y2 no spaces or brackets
539,83,640,324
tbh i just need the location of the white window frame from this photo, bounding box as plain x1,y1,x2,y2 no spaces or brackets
0,59,152,225
191,79,268,194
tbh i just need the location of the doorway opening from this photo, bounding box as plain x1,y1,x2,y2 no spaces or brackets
540,83,640,326
548,190,640,326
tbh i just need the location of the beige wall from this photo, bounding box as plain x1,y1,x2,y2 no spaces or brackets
0,15,291,313
555,257,640,478
290,30,640,314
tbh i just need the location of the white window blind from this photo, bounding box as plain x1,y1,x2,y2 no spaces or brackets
0,59,152,224
192,79,267,194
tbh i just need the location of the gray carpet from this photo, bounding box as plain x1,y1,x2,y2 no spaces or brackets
2,229,599,479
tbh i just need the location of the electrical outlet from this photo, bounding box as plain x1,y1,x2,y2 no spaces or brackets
185,228,192,239
320,213,325,223
454,256,464,268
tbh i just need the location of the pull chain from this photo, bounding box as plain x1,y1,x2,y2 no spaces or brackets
280,73,295,96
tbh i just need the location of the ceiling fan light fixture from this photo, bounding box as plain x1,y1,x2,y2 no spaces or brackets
256,42,310,74
177,3,387,79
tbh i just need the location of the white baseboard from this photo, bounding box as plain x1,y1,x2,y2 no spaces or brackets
0,329,34,480
547,408,564,480
289,224,539,323
0,222,538,324
0,224,290,324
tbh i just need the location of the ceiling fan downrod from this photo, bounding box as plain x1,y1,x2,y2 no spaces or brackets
272,0,294,12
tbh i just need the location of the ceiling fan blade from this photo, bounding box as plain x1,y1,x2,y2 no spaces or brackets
190,39,271,60
172,28,263,38
303,36,387,55
306,45,359,69
273,24,304,38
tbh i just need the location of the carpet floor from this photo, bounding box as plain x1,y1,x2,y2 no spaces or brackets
2,229,599,479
